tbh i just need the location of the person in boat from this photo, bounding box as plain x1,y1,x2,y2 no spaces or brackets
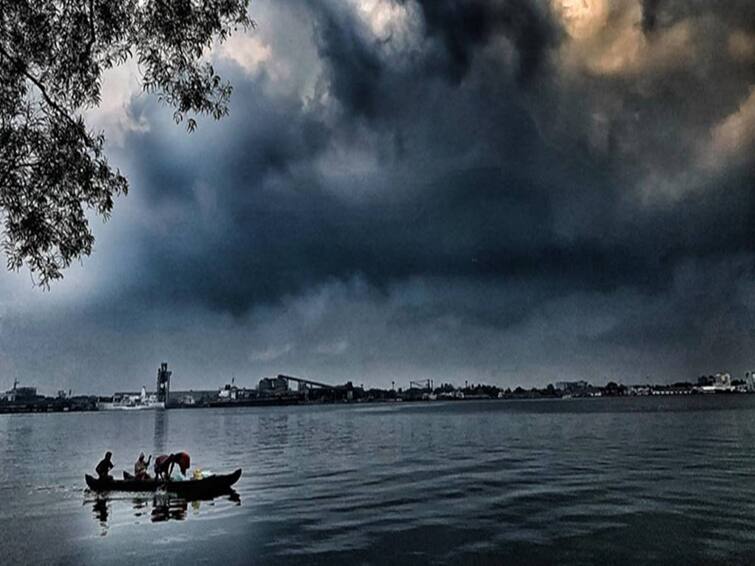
154,452,190,480
134,453,152,480
95,451,114,481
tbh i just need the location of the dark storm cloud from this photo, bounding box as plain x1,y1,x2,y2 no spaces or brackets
114,0,755,322
648,1,755,30
7,0,755,390
640,0,661,33
410,0,559,83
313,5,384,119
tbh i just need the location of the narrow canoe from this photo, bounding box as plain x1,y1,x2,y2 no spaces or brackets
85,468,241,496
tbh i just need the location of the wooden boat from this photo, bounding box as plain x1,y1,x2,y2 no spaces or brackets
85,469,241,496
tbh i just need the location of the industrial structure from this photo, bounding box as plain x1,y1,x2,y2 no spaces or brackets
172,373,361,407
157,362,171,405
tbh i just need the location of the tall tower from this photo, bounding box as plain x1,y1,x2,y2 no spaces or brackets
157,362,171,406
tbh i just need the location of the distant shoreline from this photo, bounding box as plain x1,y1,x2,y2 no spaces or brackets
2,387,754,415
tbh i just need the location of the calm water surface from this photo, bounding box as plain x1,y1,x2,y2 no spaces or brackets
3,397,755,564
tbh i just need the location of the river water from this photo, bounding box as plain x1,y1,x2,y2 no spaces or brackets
3,396,755,564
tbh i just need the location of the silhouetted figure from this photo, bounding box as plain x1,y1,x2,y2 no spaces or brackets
154,452,190,480
95,451,114,481
134,453,152,480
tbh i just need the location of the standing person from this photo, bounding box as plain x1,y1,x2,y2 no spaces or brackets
95,451,114,481
153,454,172,480
154,452,191,480
134,453,151,480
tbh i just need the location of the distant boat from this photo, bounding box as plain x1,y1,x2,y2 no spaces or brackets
97,386,165,411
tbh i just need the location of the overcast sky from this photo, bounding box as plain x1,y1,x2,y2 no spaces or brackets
2,0,755,394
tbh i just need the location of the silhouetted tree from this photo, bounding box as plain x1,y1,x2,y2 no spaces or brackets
0,0,251,285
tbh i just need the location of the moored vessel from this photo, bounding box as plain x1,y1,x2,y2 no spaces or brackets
97,363,172,410
97,386,165,410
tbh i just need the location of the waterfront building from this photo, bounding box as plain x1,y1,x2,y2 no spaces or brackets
699,372,735,393
715,373,732,388
2,381,39,402
258,376,289,396
554,381,589,393
219,383,238,400
180,394,197,406
168,389,219,407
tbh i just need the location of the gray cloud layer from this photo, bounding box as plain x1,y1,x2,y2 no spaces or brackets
1,0,754,393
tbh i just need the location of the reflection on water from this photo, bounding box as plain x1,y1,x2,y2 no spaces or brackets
150,492,189,523
91,497,109,535
88,490,240,532
258,413,289,454
132,496,148,518
153,410,168,455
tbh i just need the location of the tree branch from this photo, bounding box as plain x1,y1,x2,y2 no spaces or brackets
0,43,82,134
86,0,97,57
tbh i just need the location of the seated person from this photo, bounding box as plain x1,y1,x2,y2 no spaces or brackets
134,453,152,480
95,451,114,481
